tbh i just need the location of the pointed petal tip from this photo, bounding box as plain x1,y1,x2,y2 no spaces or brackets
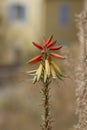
50,52,65,60
50,34,53,38
44,34,54,46
50,45,62,50
47,40,57,48
32,42,43,50
63,57,66,59
26,60,30,64
27,55,42,64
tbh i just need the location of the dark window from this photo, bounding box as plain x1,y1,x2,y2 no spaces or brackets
8,4,26,22
59,3,70,26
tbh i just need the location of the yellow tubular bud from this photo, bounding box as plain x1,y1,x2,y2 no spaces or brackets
45,59,50,78
27,70,37,74
36,64,43,81
44,70,48,83
50,65,57,79
51,61,62,76
33,75,37,84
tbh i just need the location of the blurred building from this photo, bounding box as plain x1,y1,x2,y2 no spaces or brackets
45,0,84,44
0,0,84,65
0,0,46,64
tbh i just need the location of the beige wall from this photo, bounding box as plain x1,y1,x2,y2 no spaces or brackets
45,0,84,44
84,0,87,10
5,0,46,49
0,0,46,64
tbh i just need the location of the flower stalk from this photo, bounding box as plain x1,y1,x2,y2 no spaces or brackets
41,81,52,130
27,35,65,130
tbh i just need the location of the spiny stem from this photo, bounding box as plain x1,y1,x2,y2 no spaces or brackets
41,81,52,130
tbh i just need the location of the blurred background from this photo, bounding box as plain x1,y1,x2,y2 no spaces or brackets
0,0,86,130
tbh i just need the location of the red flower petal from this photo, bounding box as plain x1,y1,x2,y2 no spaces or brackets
46,35,53,45
32,42,43,50
50,53,65,60
50,45,62,50
27,55,42,64
47,40,57,48
43,35,53,46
